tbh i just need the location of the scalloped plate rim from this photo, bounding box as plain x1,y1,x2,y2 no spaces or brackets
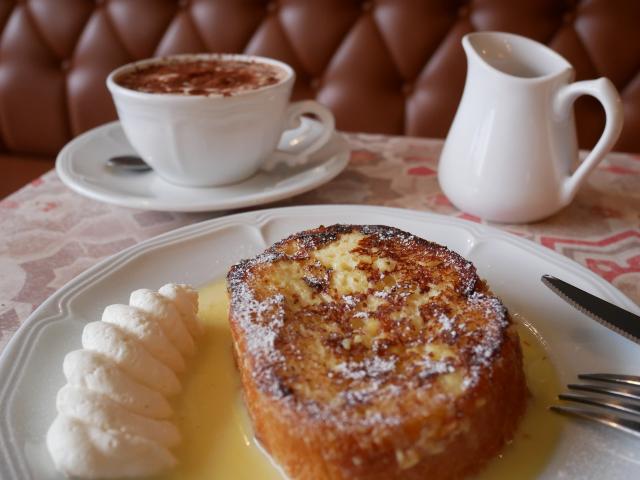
1,204,638,479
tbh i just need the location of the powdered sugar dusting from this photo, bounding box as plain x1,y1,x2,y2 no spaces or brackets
437,314,453,332
332,355,397,380
417,358,455,379
227,224,516,425
227,251,290,397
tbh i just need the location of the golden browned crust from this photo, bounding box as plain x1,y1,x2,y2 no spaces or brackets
227,225,527,480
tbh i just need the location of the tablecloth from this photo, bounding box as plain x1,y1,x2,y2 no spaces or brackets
1,133,638,352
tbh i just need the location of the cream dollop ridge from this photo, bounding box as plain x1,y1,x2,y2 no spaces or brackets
46,283,202,479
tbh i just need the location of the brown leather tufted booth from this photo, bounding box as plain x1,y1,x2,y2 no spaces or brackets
2,0,640,198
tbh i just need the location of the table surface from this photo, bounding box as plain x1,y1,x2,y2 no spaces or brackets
1,133,639,353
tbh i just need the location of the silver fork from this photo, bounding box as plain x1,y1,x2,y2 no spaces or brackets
551,373,640,438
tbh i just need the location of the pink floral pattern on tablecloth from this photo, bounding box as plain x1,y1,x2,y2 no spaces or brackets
1,134,639,352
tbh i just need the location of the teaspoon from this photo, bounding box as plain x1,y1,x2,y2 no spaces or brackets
107,155,152,172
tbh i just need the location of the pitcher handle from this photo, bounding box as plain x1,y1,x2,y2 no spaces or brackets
554,78,623,204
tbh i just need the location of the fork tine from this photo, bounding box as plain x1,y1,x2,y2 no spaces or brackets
550,405,640,439
568,383,640,401
559,393,640,416
578,373,640,388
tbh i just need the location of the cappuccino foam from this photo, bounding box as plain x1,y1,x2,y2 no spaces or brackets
116,59,285,96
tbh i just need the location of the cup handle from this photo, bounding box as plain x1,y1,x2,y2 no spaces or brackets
554,78,623,204
263,100,335,170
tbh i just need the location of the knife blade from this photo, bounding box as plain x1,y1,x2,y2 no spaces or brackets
541,274,640,346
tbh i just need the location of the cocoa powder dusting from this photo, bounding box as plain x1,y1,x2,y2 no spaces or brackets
116,59,284,96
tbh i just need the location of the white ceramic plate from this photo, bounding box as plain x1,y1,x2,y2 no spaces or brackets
1,205,639,479
55,118,349,212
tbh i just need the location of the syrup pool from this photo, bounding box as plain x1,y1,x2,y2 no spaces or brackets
155,280,564,480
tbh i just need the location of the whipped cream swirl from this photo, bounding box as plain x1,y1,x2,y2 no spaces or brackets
47,283,202,478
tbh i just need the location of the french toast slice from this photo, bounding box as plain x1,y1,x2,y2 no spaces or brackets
227,225,526,480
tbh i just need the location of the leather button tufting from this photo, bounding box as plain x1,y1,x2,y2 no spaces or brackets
562,11,575,24
0,0,637,157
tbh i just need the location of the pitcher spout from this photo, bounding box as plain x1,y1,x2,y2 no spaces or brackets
463,32,572,82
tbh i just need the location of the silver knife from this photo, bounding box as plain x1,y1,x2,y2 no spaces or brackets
541,274,640,346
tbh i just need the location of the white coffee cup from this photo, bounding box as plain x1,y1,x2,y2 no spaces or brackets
106,54,335,187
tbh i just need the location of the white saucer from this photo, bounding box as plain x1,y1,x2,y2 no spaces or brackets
55,118,349,212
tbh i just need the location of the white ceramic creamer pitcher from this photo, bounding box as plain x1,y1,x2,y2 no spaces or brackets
438,32,623,223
